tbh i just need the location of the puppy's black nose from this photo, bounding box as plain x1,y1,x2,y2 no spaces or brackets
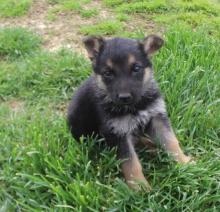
118,93,133,104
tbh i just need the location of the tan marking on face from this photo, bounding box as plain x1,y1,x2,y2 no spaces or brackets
128,54,136,65
87,52,94,61
106,58,113,69
95,74,106,90
143,67,152,83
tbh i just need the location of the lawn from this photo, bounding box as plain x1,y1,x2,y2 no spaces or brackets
0,0,220,211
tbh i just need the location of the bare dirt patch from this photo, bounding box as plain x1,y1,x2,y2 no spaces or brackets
126,14,163,36
8,100,24,113
0,0,160,54
0,0,115,55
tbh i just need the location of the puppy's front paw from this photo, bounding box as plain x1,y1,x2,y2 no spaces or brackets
179,155,195,164
127,179,151,192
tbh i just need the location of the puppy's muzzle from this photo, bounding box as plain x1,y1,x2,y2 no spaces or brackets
117,93,133,105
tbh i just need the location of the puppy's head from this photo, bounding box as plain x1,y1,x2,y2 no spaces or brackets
83,35,163,107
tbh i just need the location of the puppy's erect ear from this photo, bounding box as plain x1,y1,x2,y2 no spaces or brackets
141,35,164,56
83,36,105,62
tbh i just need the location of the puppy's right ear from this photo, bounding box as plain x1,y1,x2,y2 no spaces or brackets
83,36,105,63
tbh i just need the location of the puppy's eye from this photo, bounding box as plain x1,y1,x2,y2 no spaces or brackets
132,64,142,73
103,70,114,78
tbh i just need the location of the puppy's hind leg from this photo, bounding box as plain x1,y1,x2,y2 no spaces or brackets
138,136,156,151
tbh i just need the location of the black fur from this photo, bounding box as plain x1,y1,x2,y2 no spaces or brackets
67,36,192,190
67,36,168,157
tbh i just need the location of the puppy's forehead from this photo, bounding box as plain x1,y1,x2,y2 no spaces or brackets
101,38,140,64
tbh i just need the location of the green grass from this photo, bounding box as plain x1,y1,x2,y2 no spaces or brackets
116,13,130,22
0,49,90,102
47,0,97,20
106,0,220,15
115,0,168,13
154,14,220,38
80,8,99,18
80,20,124,35
61,1,81,11
0,23,220,210
47,0,82,21
0,28,41,58
104,0,220,39
1,0,220,210
0,0,32,17
103,0,124,7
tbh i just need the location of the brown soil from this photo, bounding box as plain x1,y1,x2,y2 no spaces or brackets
8,100,24,113
0,0,159,54
0,0,114,55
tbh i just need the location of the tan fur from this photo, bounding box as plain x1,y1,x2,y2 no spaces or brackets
139,136,156,150
95,74,106,90
106,59,113,69
143,36,154,55
121,136,151,190
152,118,191,164
93,39,100,52
163,134,191,163
128,54,135,65
87,52,94,61
143,35,164,55
83,36,104,62
143,67,151,83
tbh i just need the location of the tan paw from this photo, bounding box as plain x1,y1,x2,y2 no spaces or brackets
127,179,151,192
178,155,195,164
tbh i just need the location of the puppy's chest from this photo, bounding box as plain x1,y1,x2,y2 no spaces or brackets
106,110,151,135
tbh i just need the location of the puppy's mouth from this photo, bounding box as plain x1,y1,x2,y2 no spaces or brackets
115,101,134,106
97,90,139,114
106,99,138,115
110,103,136,114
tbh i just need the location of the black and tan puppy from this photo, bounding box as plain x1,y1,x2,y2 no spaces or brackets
67,35,191,190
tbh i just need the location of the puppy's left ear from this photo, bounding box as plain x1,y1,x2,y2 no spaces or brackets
141,35,164,56
83,36,105,63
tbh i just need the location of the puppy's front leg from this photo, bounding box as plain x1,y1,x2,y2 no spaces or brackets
117,135,151,190
150,114,191,164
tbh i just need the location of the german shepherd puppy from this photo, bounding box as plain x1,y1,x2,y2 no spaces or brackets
67,35,191,190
